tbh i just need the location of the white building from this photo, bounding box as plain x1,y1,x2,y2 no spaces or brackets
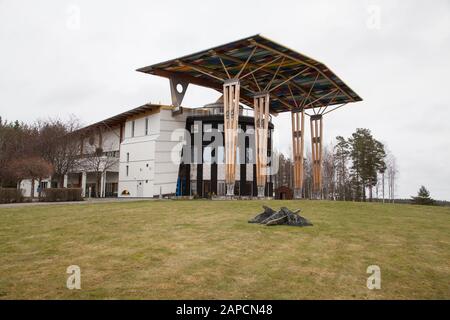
20,101,273,199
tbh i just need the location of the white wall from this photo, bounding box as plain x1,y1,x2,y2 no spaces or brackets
153,109,187,196
118,107,188,198
19,178,51,197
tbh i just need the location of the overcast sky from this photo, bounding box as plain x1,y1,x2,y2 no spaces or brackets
1,0,449,200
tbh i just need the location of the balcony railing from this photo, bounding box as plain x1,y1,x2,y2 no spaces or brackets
189,106,272,122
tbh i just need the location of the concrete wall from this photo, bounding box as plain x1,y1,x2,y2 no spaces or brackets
118,107,188,198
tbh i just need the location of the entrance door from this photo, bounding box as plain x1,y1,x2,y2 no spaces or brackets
137,181,144,197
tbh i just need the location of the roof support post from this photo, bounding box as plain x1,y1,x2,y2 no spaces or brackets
291,108,305,199
169,77,189,114
310,114,324,199
223,79,240,197
253,92,270,198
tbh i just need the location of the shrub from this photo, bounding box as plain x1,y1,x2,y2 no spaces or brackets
0,188,24,204
40,188,83,202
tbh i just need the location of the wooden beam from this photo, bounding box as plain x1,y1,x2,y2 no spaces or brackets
235,46,257,78
151,69,255,106
240,56,283,80
310,115,323,198
303,88,339,110
254,92,270,198
214,52,324,109
292,109,305,198
218,56,231,79
224,80,240,196
250,40,355,102
177,60,226,82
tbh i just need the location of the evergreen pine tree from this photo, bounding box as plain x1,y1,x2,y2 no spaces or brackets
411,186,434,205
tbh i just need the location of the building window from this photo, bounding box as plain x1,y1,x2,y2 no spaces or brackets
203,146,212,164
246,147,253,163
204,124,212,133
131,120,135,137
235,181,240,196
203,181,211,196
39,181,48,190
126,152,130,162
126,165,129,177
145,118,149,135
191,123,200,134
217,181,226,196
191,181,197,195
218,146,224,164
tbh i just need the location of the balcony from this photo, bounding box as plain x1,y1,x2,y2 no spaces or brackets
189,104,272,122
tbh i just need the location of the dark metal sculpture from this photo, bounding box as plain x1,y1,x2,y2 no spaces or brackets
249,206,313,227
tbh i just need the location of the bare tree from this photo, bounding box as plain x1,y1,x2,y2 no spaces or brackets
303,149,313,199
386,152,398,203
80,144,119,198
0,118,39,187
273,151,294,191
35,116,82,187
322,144,336,200
10,157,53,198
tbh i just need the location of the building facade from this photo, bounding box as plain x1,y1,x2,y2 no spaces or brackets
177,101,274,198
20,101,274,199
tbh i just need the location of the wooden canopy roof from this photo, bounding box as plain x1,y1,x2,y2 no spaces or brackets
137,34,362,113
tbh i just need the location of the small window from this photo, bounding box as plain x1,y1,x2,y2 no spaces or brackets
218,146,224,164
126,165,129,177
145,118,149,135
126,153,130,162
204,124,212,133
191,181,197,195
217,181,226,196
131,121,135,137
246,147,253,163
203,146,212,164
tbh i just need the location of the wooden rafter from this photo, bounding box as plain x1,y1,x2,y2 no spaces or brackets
250,39,355,102
264,57,285,91
235,46,257,78
240,56,283,80
303,88,339,110
151,68,256,106
218,56,231,79
177,60,226,82
317,89,339,114
213,51,324,109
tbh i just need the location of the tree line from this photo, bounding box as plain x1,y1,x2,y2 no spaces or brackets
0,116,116,198
274,128,399,202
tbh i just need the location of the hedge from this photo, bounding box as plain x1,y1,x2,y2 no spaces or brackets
0,188,24,204
40,188,83,202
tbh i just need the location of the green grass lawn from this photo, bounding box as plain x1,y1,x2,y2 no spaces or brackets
0,200,449,299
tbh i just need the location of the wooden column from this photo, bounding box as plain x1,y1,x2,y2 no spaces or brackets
254,92,270,198
310,114,323,198
223,79,240,196
291,109,305,199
